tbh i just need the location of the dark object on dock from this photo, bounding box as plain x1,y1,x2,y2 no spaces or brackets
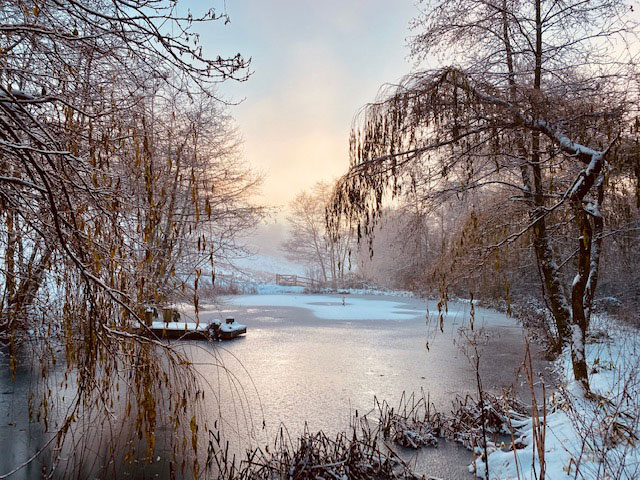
211,317,247,340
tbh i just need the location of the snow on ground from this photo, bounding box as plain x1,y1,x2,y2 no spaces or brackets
254,284,306,295
476,316,640,479
230,253,306,281
224,294,423,321
251,283,416,297
346,287,417,298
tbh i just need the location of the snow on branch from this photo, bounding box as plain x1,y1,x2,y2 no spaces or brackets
332,66,616,229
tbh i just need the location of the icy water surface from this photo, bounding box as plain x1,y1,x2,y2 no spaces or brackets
184,294,553,480
0,294,552,479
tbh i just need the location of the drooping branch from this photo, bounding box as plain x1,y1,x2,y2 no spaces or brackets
331,67,618,240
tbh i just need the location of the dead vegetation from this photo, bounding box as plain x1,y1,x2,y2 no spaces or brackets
204,388,531,480
376,390,528,454
376,393,441,449
206,418,422,480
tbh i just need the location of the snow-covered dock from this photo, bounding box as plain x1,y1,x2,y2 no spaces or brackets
142,307,247,340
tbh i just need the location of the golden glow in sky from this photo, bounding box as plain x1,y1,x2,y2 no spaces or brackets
193,1,420,212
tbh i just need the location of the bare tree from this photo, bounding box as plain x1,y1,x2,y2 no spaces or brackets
353,206,437,291
329,0,639,393
283,182,353,289
113,88,263,305
0,1,262,476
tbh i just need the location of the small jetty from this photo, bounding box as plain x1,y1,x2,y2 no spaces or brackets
149,320,211,340
142,307,247,340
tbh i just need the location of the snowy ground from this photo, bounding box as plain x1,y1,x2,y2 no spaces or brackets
476,316,640,479
250,282,418,297
230,253,307,280
207,251,308,292
253,283,306,295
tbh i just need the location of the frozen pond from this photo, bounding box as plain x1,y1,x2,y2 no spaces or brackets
186,293,553,479
0,293,552,479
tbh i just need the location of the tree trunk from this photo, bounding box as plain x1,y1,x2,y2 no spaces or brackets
329,240,337,290
503,0,571,350
530,0,572,351
532,210,572,350
583,178,604,326
569,202,592,392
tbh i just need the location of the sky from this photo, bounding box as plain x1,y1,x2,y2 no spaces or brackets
189,0,421,215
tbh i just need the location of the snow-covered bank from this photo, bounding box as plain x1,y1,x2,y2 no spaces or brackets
476,316,640,479
253,283,305,295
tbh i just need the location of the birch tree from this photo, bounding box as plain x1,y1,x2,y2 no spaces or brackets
329,0,639,393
